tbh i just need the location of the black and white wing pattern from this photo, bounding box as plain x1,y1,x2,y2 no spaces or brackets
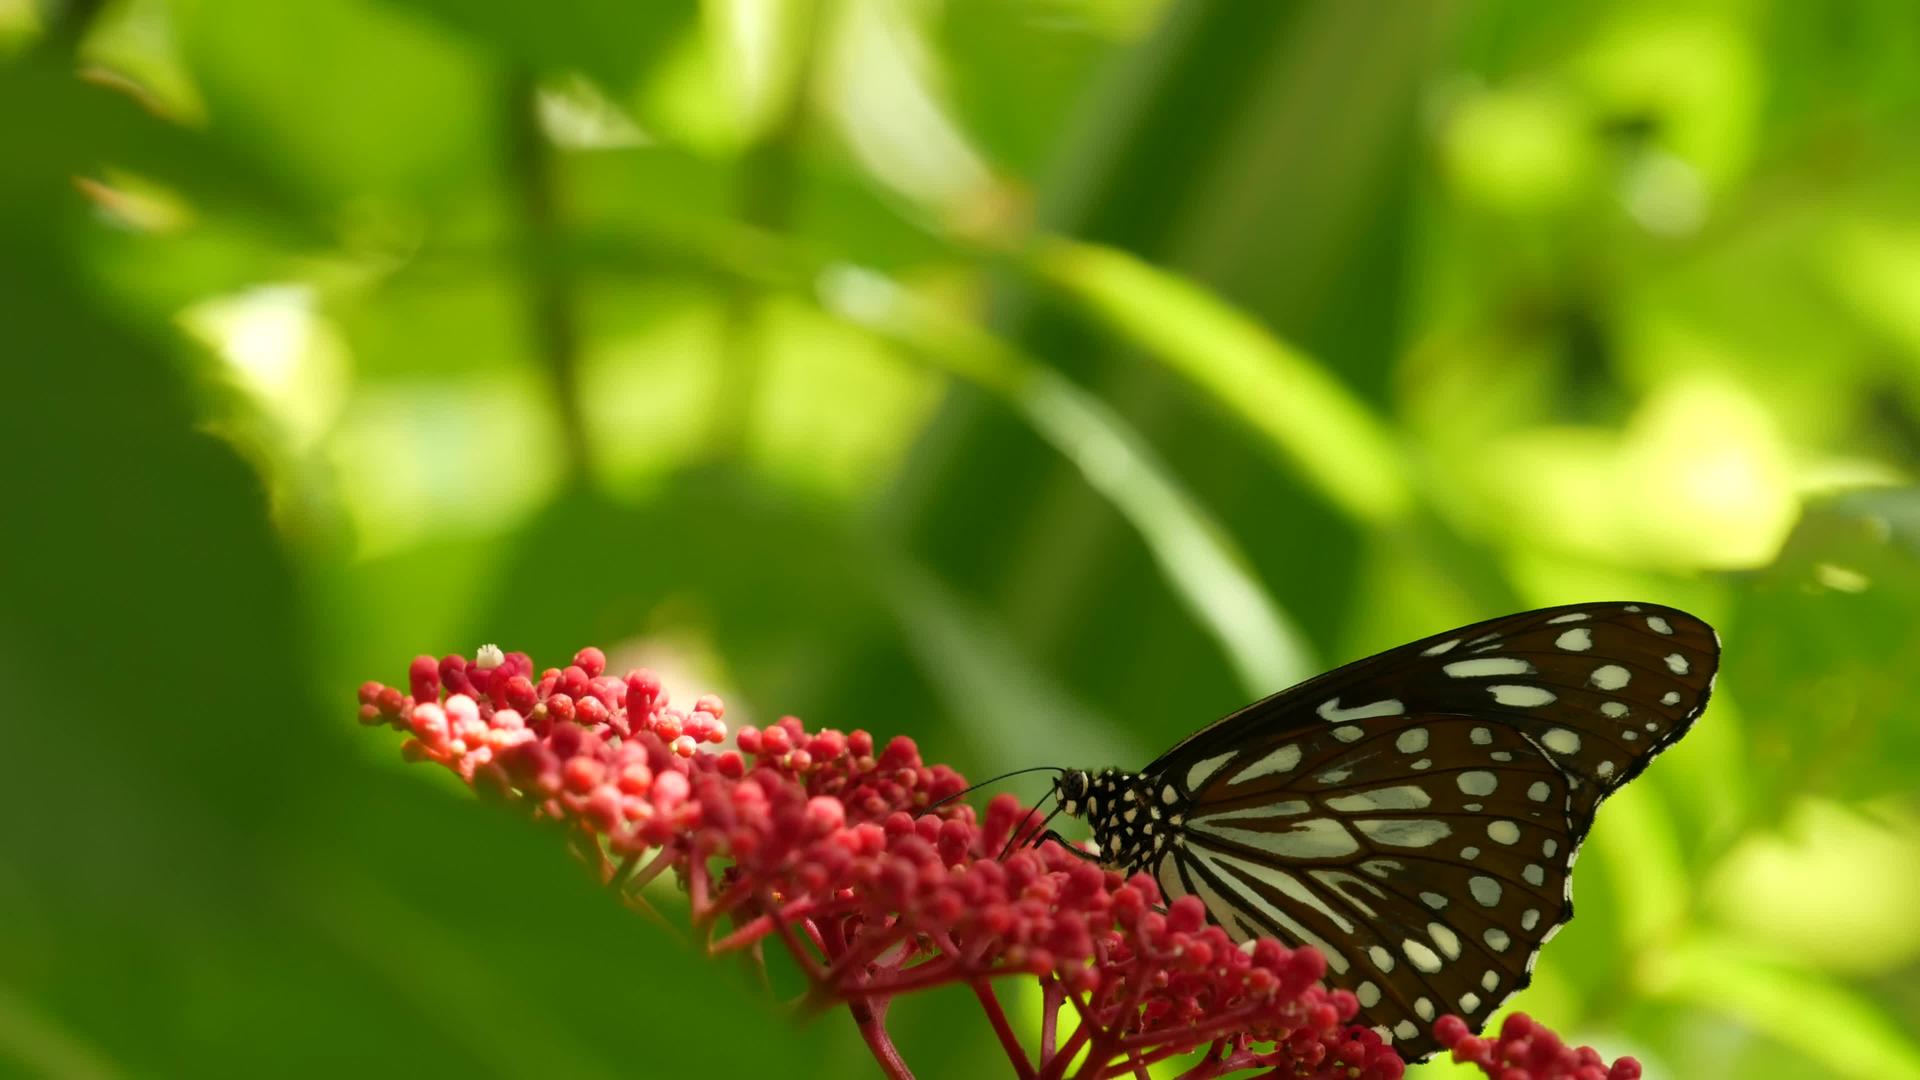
1070,602,1718,1063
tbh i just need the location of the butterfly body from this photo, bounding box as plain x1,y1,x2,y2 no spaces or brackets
1052,602,1719,1062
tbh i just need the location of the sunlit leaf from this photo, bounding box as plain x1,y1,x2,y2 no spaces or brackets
821,264,1317,696
1655,935,1920,1080
373,0,695,94
1029,239,1412,526
1728,487,1920,802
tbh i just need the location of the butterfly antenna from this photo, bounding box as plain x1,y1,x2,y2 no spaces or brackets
923,764,1066,814
999,796,1070,862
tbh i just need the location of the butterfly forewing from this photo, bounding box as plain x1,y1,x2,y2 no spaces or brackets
1091,602,1718,1063
1150,602,1716,831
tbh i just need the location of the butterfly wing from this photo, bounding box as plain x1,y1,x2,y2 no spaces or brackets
1141,602,1718,1061
1148,602,1718,836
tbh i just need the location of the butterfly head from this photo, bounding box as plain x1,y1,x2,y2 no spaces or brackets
1052,767,1161,870
1051,769,1093,817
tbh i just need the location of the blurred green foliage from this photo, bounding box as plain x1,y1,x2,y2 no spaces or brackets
5,0,1920,1077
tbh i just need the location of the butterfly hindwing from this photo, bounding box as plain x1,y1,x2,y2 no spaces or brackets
1154,713,1577,1061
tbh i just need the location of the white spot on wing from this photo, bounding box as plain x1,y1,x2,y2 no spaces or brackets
1484,928,1511,951
1486,820,1521,845
1317,697,1404,723
1469,876,1501,907
1666,653,1690,674
1368,945,1395,972
1333,724,1365,743
1600,701,1628,718
1490,684,1556,707
1591,664,1630,690
1647,615,1673,634
1184,846,1349,974
1421,638,1460,657
1190,802,1311,824
1527,780,1552,802
1258,868,1355,932
1356,818,1453,848
1429,922,1462,960
1444,657,1534,678
1470,727,1493,745
1311,870,1385,918
1231,744,1301,785
1186,750,1237,793
1357,980,1382,1008
1541,728,1582,754
1326,785,1433,812
1661,691,1681,706
1457,771,1498,796
1554,627,1593,652
1402,938,1443,973
1395,728,1429,754
1187,816,1360,859
1546,612,1589,624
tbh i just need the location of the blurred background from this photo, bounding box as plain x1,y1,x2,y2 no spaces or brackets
4,0,1920,1077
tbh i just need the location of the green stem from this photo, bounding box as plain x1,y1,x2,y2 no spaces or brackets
505,68,592,483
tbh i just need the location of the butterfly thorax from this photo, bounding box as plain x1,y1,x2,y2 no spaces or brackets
1054,767,1169,873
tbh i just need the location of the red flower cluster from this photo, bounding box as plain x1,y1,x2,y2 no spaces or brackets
1435,1013,1642,1080
358,645,1633,1080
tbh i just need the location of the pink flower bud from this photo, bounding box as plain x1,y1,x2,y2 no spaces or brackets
408,655,440,702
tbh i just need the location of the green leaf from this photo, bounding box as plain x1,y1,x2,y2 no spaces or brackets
372,0,695,94
1656,935,1920,1080
821,266,1318,696
1030,238,1413,526
1727,487,1920,803
0,97,830,1077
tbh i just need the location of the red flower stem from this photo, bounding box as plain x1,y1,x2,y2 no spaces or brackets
816,919,915,987
614,887,673,932
848,996,914,1080
687,853,712,914
1043,1011,1095,1080
1116,1008,1270,1051
1167,1043,1233,1080
766,902,830,983
618,847,676,896
696,867,775,926
1041,977,1063,1061
567,827,612,881
607,851,641,889
969,980,1039,1080
707,912,778,953
833,960,965,998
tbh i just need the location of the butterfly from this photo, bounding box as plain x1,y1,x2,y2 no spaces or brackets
1046,602,1718,1062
